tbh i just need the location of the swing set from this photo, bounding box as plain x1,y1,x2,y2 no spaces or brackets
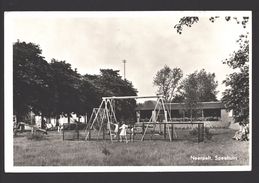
85,95,176,142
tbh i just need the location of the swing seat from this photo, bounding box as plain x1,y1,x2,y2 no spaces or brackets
154,133,161,136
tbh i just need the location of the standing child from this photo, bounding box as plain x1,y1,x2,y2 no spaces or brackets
130,126,134,142
113,123,119,138
119,123,128,143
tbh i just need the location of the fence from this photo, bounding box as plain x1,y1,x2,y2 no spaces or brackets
62,123,87,140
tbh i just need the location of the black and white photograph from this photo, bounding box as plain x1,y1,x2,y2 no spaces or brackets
4,11,252,172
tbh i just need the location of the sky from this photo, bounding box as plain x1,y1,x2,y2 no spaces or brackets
6,11,251,101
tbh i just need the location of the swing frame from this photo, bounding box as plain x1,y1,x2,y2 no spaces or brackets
85,95,173,142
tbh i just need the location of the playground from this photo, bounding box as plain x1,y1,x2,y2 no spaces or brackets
13,95,250,166
13,128,249,166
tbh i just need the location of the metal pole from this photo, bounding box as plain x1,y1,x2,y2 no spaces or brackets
107,99,118,123
103,95,163,100
103,126,105,140
201,123,205,142
164,123,166,140
77,125,79,140
198,123,200,142
104,99,113,142
89,128,91,141
141,97,161,141
142,123,145,141
85,100,104,140
161,97,172,141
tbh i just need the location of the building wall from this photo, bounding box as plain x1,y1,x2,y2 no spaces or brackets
221,109,230,123
138,108,231,128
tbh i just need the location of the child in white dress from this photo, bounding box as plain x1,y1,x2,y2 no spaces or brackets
113,123,119,138
119,123,128,143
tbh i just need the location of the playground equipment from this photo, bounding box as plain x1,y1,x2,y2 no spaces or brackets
85,95,175,142
87,108,107,131
62,122,87,140
13,122,47,136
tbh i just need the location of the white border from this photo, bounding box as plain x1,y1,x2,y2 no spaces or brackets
4,11,252,172
8,166,251,173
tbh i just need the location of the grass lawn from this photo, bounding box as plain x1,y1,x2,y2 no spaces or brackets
13,128,250,166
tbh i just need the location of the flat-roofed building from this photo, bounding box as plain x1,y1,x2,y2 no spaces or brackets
136,101,231,128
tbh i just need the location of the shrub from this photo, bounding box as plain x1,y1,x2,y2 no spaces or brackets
189,127,213,140
189,127,198,136
204,127,213,140
27,132,46,141
102,146,111,156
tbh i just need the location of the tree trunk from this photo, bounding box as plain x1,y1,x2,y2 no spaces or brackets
56,115,59,127
41,115,45,129
68,113,70,124
84,113,87,124
16,113,21,124
48,114,51,124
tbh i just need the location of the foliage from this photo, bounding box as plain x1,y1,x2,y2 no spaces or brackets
13,41,138,124
181,72,199,119
222,34,249,124
96,69,138,123
153,65,183,102
174,16,249,34
13,41,53,122
27,132,46,141
174,17,199,34
189,127,213,140
171,94,185,103
181,69,218,120
49,59,83,120
174,16,250,124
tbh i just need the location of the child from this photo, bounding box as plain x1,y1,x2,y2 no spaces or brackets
114,123,119,138
130,126,134,142
57,123,62,132
119,123,128,143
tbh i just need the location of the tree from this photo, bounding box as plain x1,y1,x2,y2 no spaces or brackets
174,16,250,124
49,59,82,123
181,69,218,121
196,69,218,102
171,94,185,103
221,34,249,124
181,72,199,121
96,69,138,123
153,65,183,102
13,41,139,125
78,74,102,117
174,16,249,34
13,41,54,124
174,17,199,34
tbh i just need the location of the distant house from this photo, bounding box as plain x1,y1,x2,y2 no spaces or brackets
136,101,231,128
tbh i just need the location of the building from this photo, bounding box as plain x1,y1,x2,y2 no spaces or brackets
135,101,232,128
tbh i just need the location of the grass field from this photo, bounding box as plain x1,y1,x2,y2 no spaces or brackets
13,128,250,166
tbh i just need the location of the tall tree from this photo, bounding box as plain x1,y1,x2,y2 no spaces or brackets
153,65,183,102
196,69,218,102
181,72,199,121
174,16,250,124
49,59,82,123
13,41,139,125
222,34,249,124
96,69,138,123
181,69,218,120
78,74,101,117
13,41,54,124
